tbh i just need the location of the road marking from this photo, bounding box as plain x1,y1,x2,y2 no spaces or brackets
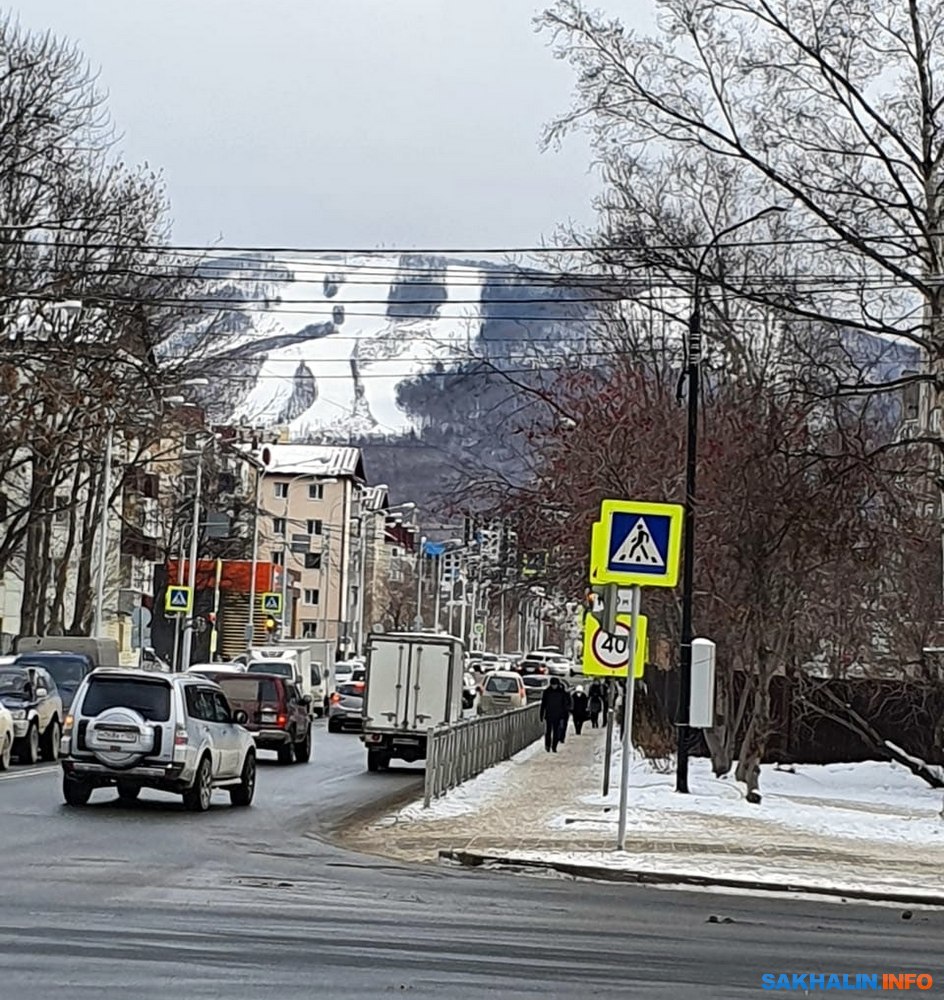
0,763,58,783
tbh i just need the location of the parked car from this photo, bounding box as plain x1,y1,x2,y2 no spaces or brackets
11,651,94,711
0,701,13,770
477,671,527,715
462,671,478,710
60,670,256,811
521,675,551,703
327,680,365,733
187,663,246,678
333,661,355,685
213,673,312,764
0,666,63,764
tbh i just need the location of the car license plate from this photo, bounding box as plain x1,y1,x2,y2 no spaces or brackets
393,737,419,746
261,712,278,723
97,729,135,743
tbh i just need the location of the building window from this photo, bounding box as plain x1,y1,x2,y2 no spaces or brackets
304,552,322,570
274,482,289,499
301,621,318,638
307,519,323,536
272,551,284,566
273,517,286,536
308,484,324,500
303,588,320,606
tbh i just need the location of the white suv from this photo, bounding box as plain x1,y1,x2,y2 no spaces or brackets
60,670,256,812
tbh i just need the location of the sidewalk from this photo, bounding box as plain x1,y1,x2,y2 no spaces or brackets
343,726,944,902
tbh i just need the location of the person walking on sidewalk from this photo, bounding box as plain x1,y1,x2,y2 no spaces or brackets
587,680,605,729
571,685,589,735
540,676,570,752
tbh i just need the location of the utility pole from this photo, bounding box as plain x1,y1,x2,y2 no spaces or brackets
433,553,442,632
179,456,203,671
414,535,426,629
246,456,263,649
676,205,784,794
92,425,114,637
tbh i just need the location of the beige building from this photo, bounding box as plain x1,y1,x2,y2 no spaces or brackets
258,444,366,655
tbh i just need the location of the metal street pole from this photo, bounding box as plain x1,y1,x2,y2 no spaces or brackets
414,535,426,629
676,205,783,795
499,586,506,656
92,424,114,636
433,554,442,632
179,456,203,670
616,585,641,850
246,458,263,649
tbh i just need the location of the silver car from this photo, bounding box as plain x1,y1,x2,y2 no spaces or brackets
60,670,256,811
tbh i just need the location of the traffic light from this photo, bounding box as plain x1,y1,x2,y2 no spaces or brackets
265,616,278,635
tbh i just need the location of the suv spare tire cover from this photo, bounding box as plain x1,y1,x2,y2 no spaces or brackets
88,707,152,769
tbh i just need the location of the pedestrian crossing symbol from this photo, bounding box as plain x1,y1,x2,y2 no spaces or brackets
590,499,683,588
611,518,665,568
261,592,282,614
165,585,193,614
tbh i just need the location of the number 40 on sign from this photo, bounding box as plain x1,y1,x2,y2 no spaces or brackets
582,612,648,678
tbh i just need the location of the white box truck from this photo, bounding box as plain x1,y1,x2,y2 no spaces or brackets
260,639,334,715
246,646,316,716
360,632,464,771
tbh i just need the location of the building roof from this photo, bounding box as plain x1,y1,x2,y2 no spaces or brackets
259,443,366,481
361,484,389,512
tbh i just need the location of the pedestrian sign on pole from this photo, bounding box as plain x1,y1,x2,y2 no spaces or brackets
582,611,647,678
165,585,193,615
261,592,282,615
590,500,683,588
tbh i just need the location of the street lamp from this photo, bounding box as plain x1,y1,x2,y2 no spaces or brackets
675,205,785,793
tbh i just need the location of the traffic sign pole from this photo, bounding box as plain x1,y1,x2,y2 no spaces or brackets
616,584,640,851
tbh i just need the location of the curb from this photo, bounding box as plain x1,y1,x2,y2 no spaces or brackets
438,850,944,907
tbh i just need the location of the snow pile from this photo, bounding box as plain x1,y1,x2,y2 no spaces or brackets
377,739,547,826
562,751,944,848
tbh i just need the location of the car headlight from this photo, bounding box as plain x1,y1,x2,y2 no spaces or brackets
8,709,26,720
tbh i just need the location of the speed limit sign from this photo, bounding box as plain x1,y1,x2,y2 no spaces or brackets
582,612,648,678
591,621,632,668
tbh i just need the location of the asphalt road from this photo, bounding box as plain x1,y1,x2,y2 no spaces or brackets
1,722,941,998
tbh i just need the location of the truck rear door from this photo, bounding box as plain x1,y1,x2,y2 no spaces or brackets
410,643,452,728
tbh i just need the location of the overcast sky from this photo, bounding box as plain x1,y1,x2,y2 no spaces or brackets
12,1,653,251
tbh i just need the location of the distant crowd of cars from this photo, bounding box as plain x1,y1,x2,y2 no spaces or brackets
463,648,581,717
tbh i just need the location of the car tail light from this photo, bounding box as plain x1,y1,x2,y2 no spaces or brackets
62,714,74,736
277,714,287,728
174,724,189,747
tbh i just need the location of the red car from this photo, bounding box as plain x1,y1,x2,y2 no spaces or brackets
213,673,313,765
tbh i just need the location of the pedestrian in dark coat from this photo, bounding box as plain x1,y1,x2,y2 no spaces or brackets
571,685,589,735
540,677,570,752
587,680,604,729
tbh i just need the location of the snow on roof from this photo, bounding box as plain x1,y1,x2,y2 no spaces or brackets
361,484,389,511
261,443,365,480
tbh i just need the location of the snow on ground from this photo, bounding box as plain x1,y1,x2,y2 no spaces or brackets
558,750,944,848
501,849,944,900
377,739,547,826
229,255,489,435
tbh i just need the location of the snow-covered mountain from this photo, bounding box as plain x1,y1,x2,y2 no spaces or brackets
199,253,592,442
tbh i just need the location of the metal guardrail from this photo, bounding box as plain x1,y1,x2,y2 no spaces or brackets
424,702,544,807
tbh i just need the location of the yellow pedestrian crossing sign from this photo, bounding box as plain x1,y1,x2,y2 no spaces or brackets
590,499,683,588
261,592,282,614
165,585,193,615
582,611,648,678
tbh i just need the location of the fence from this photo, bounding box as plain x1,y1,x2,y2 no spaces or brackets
424,702,544,807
